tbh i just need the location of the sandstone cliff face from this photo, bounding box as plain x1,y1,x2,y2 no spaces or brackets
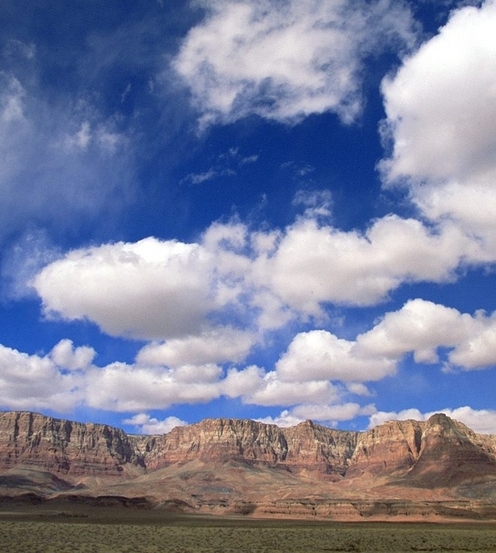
282,420,357,475
140,418,288,471
141,418,357,475
348,414,496,486
404,413,496,486
0,411,144,477
348,419,424,477
1,411,496,490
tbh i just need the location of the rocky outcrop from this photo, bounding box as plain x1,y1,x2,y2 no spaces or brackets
0,411,145,477
283,420,357,475
1,411,496,490
140,418,357,475
140,418,288,471
347,414,496,486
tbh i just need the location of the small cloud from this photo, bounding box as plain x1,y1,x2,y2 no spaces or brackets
121,83,132,103
292,188,333,219
123,413,188,434
240,154,259,165
255,410,304,428
50,339,96,371
182,164,234,186
3,39,36,60
282,161,315,179
181,147,258,185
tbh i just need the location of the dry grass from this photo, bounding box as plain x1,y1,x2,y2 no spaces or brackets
1,513,496,553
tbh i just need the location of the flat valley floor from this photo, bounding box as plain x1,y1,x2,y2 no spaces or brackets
1,506,496,553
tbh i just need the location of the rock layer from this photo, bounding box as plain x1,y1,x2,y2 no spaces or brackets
1,410,496,491
0,411,144,476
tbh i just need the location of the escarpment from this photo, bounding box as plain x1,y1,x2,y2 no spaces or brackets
1,411,496,490
0,411,144,476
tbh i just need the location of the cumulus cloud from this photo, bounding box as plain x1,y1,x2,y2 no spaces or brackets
173,0,416,128
33,214,476,343
356,298,496,370
136,327,256,367
275,330,396,383
273,299,496,393
369,406,496,434
3,297,496,423
85,362,226,411
0,333,365,418
34,238,217,340
381,0,496,249
0,342,82,412
245,371,339,406
50,339,96,371
252,215,470,314
122,413,187,434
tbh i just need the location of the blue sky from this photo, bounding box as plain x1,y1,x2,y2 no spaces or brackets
1,0,496,435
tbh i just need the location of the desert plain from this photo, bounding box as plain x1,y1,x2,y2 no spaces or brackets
2,504,496,553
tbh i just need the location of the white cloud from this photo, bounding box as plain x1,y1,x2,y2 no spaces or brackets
50,339,96,371
255,410,304,428
273,299,496,396
136,327,256,367
356,298,496,371
85,362,226,412
275,330,396,383
3,292,496,418
245,370,340,407
32,215,475,345
369,406,496,434
292,402,376,423
257,402,376,427
174,0,416,128
253,216,469,315
181,146,258,184
221,365,265,398
381,0,496,248
34,238,217,340
0,343,81,412
448,319,496,369
122,413,187,434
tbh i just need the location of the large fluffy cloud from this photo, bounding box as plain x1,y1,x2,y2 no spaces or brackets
34,238,217,340
272,299,496,395
136,327,256,367
173,0,416,127
33,215,474,343
5,297,496,418
275,330,396,383
253,216,470,313
356,298,496,370
381,0,496,249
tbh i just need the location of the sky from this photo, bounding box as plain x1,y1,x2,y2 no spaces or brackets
1,0,496,436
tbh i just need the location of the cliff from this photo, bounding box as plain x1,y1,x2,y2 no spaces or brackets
0,411,144,477
1,410,496,513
